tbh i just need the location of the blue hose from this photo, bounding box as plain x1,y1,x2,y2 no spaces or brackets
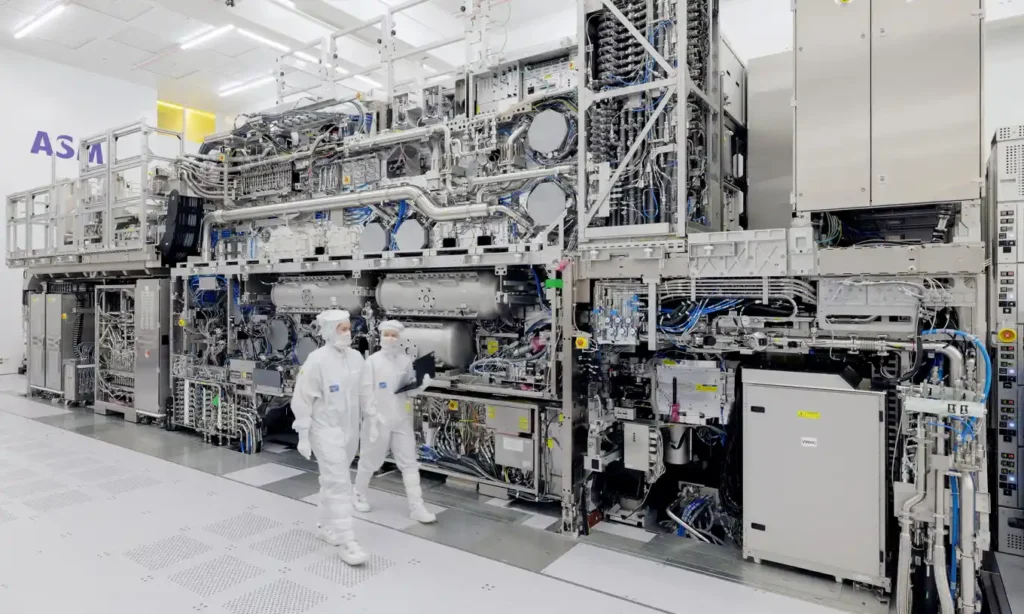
921,329,991,402
950,475,959,600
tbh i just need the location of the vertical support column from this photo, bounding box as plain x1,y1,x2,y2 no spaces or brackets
104,129,114,252
381,10,396,105
576,0,588,243
138,122,149,253
275,57,286,106
560,262,579,533
675,0,688,238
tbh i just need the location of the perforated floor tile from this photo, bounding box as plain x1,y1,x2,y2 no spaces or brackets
305,553,395,587
97,474,161,495
44,455,99,471
203,512,282,541
23,489,93,512
168,555,265,597
67,464,131,482
1,477,64,498
0,506,15,523
223,579,328,614
249,529,328,562
0,467,38,484
124,535,213,570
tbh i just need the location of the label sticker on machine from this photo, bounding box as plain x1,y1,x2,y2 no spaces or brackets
800,437,818,448
797,411,820,420
503,438,525,452
329,384,340,392
547,438,555,450
61,313,67,320
487,406,496,419
695,384,717,392
518,416,529,431
486,339,499,355
447,400,459,411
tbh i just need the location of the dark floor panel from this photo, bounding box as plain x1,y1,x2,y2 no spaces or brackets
260,471,321,501
164,446,269,475
465,521,577,572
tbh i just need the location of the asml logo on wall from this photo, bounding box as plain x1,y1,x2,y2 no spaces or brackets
29,130,104,164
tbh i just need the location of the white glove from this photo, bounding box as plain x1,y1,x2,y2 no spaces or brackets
415,374,432,394
297,433,312,460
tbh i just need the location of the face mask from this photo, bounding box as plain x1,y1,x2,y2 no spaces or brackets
380,337,400,354
333,331,352,349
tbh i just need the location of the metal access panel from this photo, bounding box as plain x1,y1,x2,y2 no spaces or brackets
998,507,1024,556
871,0,982,207
794,0,871,212
743,369,888,588
28,293,46,388
44,294,76,391
134,279,170,416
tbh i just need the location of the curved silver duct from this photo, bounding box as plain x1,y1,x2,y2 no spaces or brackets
200,185,531,260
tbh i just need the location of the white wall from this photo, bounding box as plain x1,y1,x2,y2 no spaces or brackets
0,48,156,374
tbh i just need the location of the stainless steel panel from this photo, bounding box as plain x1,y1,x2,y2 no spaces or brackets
743,370,886,586
623,422,651,472
270,277,371,312
44,294,76,391
483,404,533,435
747,52,794,230
794,0,870,211
720,37,746,126
28,293,46,388
376,272,508,319
494,434,534,471
135,279,169,415
871,0,982,206
401,322,476,369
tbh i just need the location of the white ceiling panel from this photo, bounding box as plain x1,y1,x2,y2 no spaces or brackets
235,0,334,43
33,5,128,49
203,31,260,58
232,44,285,68
202,51,247,78
5,0,52,14
0,6,30,32
129,3,209,42
76,37,154,67
76,0,154,22
140,53,202,78
109,25,173,53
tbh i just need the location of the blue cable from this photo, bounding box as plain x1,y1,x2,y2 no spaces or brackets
531,268,551,312
921,329,991,402
950,475,959,600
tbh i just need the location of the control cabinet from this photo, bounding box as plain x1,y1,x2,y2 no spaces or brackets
991,126,1024,554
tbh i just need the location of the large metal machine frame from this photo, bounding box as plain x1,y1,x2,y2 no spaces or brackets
4,1,1000,612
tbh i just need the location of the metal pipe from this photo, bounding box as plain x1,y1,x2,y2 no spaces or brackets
896,420,927,614
469,165,576,186
200,185,531,260
960,473,977,612
933,424,955,614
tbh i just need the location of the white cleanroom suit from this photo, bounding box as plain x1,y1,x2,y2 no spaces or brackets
353,320,437,523
291,309,368,565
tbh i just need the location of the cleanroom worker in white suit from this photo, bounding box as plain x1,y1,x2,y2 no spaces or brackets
353,320,437,524
291,309,368,565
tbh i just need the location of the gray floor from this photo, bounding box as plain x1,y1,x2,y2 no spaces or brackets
4,382,888,614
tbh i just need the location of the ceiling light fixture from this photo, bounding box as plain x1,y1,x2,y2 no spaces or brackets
335,65,350,75
157,100,184,110
220,76,276,97
294,51,319,63
237,28,290,53
273,0,297,8
352,75,382,88
180,24,235,50
13,3,67,40
421,63,437,73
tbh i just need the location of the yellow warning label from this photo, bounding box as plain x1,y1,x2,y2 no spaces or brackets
518,416,529,431
486,339,500,355
662,359,677,366
575,337,590,350
406,400,412,413
547,438,555,450
61,313,67,320
797,410,821,420
695,384,717,392
487,406,496,419
342,175,352,185
447,400,459,411
32,297,38,303
558,414,564,424
178,318,186,327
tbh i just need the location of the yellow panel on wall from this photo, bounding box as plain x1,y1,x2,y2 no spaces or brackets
185,109,217,144
156,101,184,133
